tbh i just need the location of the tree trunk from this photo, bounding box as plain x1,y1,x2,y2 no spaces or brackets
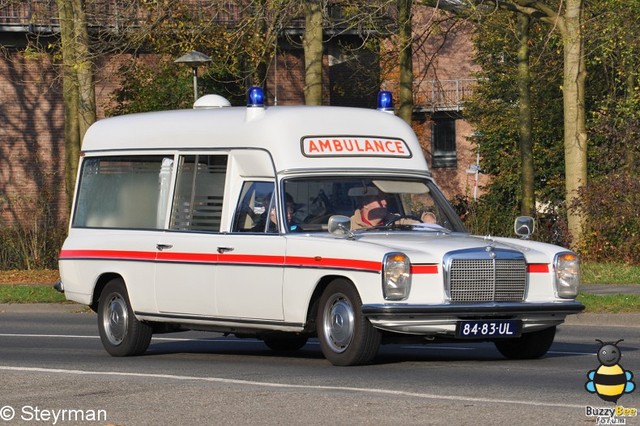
303,0,323,105
73,0,96,140
397,0,413,125
57,0,81,211
560,0,587,248
516,13,535,216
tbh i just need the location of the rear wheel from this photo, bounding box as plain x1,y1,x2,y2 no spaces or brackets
494,326,556,359
98,278,152,357
317,279,381,366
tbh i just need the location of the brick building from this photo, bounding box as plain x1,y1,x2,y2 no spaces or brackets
0,1,484,227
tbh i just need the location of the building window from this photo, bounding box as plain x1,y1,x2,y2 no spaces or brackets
431,118,457,168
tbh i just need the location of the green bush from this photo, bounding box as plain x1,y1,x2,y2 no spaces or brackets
451,194,570,247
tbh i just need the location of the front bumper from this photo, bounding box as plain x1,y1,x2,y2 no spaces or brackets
362,301,585,336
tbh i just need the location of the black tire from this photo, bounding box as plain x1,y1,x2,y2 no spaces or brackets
494,326,556,360
317,279,381,366
97,278,152,357
262,333,309,352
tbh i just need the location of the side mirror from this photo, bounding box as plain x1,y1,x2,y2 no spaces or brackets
514,216,535,239
328,215,352,238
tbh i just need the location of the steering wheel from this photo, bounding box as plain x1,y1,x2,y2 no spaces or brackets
384,214,419,227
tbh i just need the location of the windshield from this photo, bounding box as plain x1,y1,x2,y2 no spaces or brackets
282,177,466,233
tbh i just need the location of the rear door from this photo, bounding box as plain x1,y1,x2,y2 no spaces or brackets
154,153,227,316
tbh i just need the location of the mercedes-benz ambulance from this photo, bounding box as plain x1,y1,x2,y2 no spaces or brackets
57,88,584,366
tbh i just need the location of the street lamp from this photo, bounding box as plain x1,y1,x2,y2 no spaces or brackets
174,50,212,102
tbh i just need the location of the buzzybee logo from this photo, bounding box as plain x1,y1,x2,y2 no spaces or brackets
585,339,635,403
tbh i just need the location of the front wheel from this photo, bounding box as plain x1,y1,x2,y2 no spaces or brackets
317,279,381,366
97,278,152,357
494,326,556,359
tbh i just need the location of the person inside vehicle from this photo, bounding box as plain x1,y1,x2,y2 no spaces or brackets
350,187,430,230
351,193,390,229
252,193,301,232
421,210,438,224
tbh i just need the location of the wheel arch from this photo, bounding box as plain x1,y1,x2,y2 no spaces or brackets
304,274,357,333
90,272,124,312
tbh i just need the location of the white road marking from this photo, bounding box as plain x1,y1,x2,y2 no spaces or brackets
0,365,585,409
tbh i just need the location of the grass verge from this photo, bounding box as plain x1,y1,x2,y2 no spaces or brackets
576,293,640,314
582,262,640,285
0,285,67,304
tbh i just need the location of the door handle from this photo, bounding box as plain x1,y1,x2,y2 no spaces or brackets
156,244,173,251
217,247,234,254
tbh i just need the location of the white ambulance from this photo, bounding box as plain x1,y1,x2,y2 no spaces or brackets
58,88,584,366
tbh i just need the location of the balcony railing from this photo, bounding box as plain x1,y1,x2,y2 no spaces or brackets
0,1,389,34
0,1,254,32
417,78,477,112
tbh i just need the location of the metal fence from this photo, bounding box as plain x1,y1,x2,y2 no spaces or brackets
418,79,477,112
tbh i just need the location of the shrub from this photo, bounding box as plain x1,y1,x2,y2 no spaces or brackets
0,194,67,270
451,194,570,247
573,172,640,263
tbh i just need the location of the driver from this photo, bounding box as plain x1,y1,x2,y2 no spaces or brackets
351,192,422,230
351,194,389,229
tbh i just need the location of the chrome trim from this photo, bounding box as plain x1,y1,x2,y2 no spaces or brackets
362,301,585,317
443,248,527,303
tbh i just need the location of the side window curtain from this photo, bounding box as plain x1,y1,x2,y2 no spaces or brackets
170,154,228,232
72,155,171,229
232,181,276,233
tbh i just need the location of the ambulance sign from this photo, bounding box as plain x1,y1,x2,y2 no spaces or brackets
301,136,412,158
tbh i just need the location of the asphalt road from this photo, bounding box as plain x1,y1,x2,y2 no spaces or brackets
0,306,639,425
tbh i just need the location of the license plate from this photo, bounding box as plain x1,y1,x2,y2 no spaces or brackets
456,319,521,339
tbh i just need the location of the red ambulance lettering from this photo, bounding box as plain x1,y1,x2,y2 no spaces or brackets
302,136,411,157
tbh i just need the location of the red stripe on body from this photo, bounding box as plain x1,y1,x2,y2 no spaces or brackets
527,263,549,273
411,264,438,274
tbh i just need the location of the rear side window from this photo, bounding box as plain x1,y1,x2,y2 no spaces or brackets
73,156,173,229
170,154,228,232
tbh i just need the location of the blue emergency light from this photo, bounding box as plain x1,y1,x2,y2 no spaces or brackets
377,91,393,112
247,87,265,107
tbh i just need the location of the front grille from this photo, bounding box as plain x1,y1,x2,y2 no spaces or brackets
446,253,527,303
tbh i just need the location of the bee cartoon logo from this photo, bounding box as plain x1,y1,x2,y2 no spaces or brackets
586,339,635,403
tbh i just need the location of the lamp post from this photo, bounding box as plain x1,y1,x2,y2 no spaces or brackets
174,50,212,102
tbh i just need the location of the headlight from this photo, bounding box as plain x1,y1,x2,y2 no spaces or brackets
554,252,580,298
382,252,411,300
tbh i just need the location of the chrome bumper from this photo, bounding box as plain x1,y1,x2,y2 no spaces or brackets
362,301,585,336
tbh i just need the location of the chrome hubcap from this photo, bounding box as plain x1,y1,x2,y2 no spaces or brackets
103,295,128,346
323,294,355,353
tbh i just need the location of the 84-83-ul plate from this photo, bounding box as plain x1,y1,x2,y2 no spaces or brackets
456,319,521,339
